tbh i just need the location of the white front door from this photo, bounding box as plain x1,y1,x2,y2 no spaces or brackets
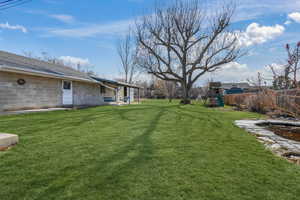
62,81,73,105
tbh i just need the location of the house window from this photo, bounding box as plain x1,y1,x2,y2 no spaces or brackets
63,81,71,90
100,86,106,94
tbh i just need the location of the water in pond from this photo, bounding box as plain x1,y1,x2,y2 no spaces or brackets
259,123,300,142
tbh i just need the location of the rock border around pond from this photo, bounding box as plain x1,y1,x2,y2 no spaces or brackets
235,120,300,164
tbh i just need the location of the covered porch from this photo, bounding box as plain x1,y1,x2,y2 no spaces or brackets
91,77,141,104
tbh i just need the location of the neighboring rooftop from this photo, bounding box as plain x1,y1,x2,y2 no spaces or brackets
221,82,250,90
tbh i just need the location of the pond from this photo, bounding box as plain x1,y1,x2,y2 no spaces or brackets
235,120,300,164
257,122,300,142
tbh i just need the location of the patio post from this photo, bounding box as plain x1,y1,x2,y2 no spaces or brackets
138,88,140,103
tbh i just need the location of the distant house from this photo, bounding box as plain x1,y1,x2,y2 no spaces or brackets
0,51,140,111
221,82,250,95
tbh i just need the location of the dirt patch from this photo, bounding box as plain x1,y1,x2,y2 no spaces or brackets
0,146,10,151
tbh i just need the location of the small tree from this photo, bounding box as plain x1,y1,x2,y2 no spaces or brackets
199,82,210,105
164,80,177,102
152,79,176,101
117,32,138,84
286,42,300,88
135,0,242,104
269,42,300,89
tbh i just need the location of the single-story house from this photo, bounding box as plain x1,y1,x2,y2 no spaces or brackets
0,50,140,111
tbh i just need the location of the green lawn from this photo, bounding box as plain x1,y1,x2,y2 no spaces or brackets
1,100,300,200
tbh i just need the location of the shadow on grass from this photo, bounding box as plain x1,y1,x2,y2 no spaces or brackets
34,105,167,198
62,105,158,127
91,106,166,184
174,105,222,127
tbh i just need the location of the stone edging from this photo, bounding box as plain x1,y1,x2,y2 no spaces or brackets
235,120,300,163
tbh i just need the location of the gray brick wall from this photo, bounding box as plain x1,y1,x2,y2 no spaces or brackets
72,81,104,106
0,71,62,111
0,71,105,111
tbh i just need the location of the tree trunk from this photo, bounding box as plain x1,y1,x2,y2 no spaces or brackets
294,68,297,88
181,83,191,104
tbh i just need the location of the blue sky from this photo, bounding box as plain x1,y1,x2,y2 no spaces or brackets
1,0,300,84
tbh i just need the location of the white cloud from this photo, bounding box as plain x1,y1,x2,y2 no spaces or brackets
207,62,252,82
287,12,300,23
267,63,284,71
202,62,282,84
59,56,90,68
49,14,75,24
48,19,134,38
0,22,27,33
237,23,285,47
24,10,75,24
284,20,292,25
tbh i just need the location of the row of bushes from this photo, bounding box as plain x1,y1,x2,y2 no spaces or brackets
224,89,300,118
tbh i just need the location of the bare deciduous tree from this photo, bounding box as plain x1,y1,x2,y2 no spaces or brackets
117,32,138,84
286,42,300,88
155,79,177,102
199,81,211,105
22,51,97,75
23,51,64,65
268,42,300,90
135,0,242,104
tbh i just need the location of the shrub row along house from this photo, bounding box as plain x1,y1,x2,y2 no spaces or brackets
0,51,140,111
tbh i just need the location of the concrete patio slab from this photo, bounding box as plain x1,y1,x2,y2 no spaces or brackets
0,108,70,116
0,133,18,148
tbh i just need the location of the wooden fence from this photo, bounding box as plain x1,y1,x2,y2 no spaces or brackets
275,89,300,116
224,93,256,106
224,89,300,117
